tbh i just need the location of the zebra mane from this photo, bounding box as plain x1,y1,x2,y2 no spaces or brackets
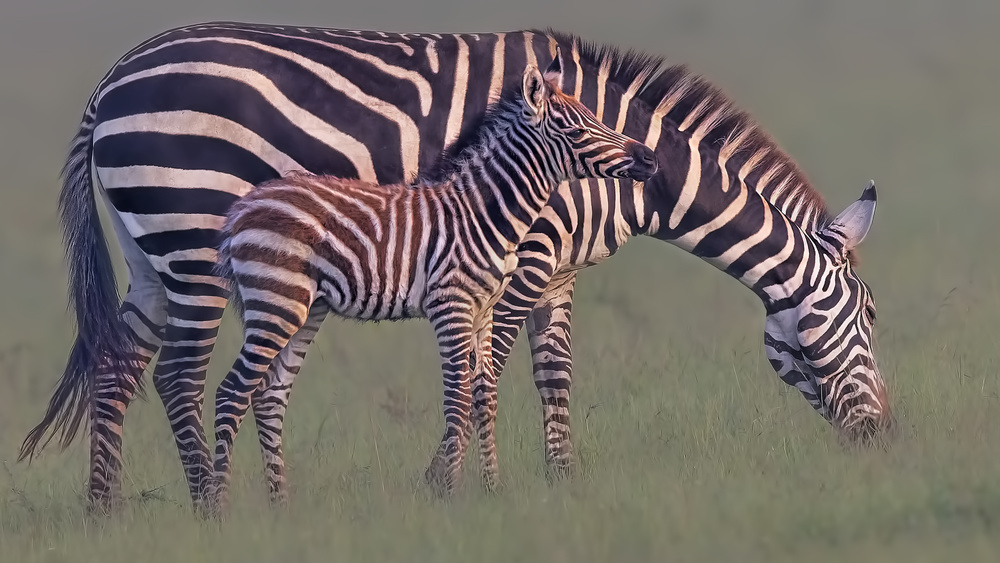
541,29,852,262
423,84,525,185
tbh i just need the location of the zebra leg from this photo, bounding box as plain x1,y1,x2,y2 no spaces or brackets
526,272,577,479
471,314,500,492
424,303,475,497
481,235,579,480
251,300,329,507
89,285,167,512
150,294,227,513
205,300,306,518
89,204,168,512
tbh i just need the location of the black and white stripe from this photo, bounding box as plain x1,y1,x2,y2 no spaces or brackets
21,22,891,512
472,63,893,477
203,60,654,511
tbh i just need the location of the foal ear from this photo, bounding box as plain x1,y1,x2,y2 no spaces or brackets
818,180,878,262
542,47,565,92
522,64,548,116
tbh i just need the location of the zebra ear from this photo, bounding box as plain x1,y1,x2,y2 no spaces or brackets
522,64,547,116
543,47,565,91
820,180,877,260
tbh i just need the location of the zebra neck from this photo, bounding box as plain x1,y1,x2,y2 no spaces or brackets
641,143,822,307
445,149,558,246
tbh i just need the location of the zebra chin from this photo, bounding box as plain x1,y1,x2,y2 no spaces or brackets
775,361,894,447
833,404,897,449
809,361,894,447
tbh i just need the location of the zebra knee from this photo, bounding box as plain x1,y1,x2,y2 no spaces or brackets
530,302,553,330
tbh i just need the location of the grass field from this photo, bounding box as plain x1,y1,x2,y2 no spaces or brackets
2,1,1000,561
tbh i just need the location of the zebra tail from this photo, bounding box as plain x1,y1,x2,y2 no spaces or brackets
19,99,140,461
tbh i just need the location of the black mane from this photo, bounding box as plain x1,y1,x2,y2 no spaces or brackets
538,29,837,232
422,84,525,184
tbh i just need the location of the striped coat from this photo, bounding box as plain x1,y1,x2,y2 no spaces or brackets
22,23,890,512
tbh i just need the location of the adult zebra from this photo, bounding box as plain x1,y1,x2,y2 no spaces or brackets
20,21,892,511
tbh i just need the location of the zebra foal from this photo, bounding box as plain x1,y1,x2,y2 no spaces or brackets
204,53,657,513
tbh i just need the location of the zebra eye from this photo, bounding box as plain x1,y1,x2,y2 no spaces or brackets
568,127,587,140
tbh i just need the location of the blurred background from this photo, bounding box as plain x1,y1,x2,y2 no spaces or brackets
1,1,999,561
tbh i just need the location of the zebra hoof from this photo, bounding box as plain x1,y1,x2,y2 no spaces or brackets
423,456,454,498
198,479,229,520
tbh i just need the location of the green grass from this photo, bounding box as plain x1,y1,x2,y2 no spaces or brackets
2,1,1000,561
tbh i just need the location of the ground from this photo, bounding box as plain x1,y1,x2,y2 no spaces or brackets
1,1,999,561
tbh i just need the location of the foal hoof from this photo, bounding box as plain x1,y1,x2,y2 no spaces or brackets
86,492,124,517
480,473,503,496
268,491,290,510
544,461,574,484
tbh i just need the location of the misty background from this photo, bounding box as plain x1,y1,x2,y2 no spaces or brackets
2,2,1000,560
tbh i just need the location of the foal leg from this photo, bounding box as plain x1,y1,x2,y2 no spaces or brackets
251,300,329,507
203,292,311,517
476,267,580,481
471,315,501,492
424,302,475,497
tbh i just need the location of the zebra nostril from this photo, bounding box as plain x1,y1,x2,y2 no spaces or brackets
625,143,658,179
630,143,656,164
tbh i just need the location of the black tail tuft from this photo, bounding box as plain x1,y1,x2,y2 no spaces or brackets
19,101,141,462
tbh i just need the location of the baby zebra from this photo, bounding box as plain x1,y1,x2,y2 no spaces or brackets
204,52,657,514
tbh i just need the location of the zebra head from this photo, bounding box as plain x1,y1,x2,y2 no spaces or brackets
518,50,658,183
763,181,892,444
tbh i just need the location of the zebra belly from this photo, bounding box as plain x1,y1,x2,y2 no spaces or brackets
317,277,425,322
